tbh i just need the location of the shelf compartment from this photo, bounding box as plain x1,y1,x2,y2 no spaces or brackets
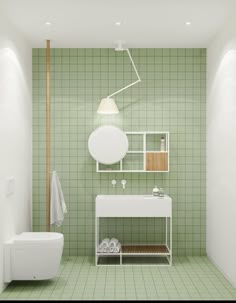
122,153,144,171
122,244,170,255
98,162,120,171
97,256,121,266
126,133,143,152
146,133,168,152
121,256,169,265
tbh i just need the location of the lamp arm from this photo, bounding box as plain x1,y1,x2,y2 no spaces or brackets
108,49,141,98
126,49,141,81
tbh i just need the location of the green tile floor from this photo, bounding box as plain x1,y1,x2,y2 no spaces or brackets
1,257,235,301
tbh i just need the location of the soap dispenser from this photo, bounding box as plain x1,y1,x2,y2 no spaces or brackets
152,186,159,196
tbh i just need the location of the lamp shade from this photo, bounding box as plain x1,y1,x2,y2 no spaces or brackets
97,97,119,114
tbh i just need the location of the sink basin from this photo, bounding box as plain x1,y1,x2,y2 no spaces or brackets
96,195,172,217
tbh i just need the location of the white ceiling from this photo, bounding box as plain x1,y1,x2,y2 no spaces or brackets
1,0,236,48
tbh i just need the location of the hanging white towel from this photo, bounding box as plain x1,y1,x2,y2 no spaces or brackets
50,171,67,227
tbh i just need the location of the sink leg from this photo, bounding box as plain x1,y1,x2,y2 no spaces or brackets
170,216,172,265
95,217,99,266
166,217,168,246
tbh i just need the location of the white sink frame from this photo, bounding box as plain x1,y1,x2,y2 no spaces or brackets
95,195,172,266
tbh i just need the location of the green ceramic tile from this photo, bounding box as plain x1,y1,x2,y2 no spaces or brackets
32,48,206,257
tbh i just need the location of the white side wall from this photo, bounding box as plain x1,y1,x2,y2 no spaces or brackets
0,14,32,291
207,16,236,287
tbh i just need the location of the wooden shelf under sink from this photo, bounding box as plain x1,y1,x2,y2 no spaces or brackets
95,244,171,266
122,244,170,255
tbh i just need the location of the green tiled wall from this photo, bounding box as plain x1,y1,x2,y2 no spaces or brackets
32,48,206,256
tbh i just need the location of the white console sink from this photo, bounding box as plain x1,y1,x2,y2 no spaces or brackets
96,195,172,217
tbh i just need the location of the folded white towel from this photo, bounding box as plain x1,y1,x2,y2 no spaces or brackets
50,171,67,227
109,238,119,249
113,243,121,253
98,238,110,252
98,238,121,253
104,246,111,253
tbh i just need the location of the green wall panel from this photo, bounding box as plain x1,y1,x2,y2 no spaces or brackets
32,48,206,256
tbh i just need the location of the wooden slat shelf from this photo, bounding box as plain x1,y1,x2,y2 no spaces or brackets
96,244,170,257
122,244,169,254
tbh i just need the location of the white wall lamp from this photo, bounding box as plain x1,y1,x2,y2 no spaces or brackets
97,42,141,114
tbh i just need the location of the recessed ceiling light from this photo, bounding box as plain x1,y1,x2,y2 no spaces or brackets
115,21,121,26
185,21,191,26
45,22,52,26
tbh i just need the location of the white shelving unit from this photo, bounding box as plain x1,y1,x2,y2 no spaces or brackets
121,244,171,260
95,244,172,266
96,131,170,173
95,195,172,266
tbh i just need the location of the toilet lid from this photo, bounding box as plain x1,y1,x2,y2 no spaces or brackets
13,232,63,242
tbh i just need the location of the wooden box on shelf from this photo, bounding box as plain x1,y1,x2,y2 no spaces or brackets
146,152,168,171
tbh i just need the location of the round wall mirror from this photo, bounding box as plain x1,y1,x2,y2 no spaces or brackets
88,125,129,165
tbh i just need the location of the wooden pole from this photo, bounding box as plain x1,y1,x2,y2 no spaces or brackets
46,40,51,232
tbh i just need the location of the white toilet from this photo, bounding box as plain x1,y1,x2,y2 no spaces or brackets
4,232,64,282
